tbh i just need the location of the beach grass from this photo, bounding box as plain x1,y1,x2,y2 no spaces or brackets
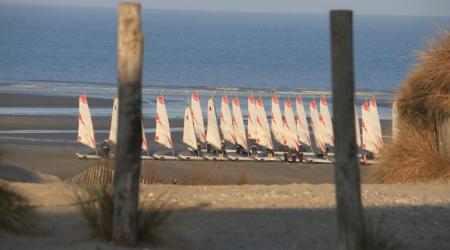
76,184,172,243
0,181,39,235
363,216,407,250
373,29,450,183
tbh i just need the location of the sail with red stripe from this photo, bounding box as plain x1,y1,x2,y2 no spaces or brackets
295,96,311,146
154,96,172,149
220,96,236,144
319,95,334,146
255,97,273,150
191,92,206,143
77,95,96,149
231,97,248,151
108,97,119,144
183,106,197,150
369,98,383,149
247,95,257,139
206,97,221,149
284,98,299,150
361,101,380,153
271,95,287,145
309,99,326,152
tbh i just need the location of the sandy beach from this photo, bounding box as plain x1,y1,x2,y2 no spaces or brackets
1,180,449,250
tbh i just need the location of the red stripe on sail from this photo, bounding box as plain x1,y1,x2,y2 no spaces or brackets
80,95,88,104
272,95,278,104
222,96,228,104
285,99,292,108
362,102,369,111
370,98,377,107
157,96,165,104
232,97,239,106
192,92,199,102
310,100,317,110
296,97,303,105
249,95,255,104
320,96,327,105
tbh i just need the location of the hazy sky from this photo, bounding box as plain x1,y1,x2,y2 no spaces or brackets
1,0,449,16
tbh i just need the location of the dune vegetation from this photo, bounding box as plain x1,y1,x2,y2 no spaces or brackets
373,29,450,183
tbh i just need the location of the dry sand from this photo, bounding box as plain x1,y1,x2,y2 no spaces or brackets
1,180,450,250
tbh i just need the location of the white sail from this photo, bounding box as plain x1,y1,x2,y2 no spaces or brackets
284,98,299,150
309,99,326,152
355,105,361,148
109,98,148,151
141,120,149,151
361,101,380,154
191,92,206,143
183,106,198,150
271,95,287,145
319,95,334,146
154,96,173,149
247,95,258,139
206,97,221,150
108,97,119,144
295,96,311,146
369,98,383,149
255,97,273,150
77,95,96,149
231,97,248,150
220,96,236,144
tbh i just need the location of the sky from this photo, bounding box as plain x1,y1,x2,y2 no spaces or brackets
0,0,449,16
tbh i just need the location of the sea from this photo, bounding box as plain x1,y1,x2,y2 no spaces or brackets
0,4,449,120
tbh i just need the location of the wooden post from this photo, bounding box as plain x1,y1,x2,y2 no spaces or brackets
112,3,143,246
330,10,365,250
392,100,399,141
436,114,450,158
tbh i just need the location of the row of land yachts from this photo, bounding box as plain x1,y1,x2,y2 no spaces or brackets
76,93,383,164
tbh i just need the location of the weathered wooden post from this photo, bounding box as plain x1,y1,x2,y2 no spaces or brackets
330,10,366,250
392,100,399,141
436,114,450,158
113,2,143,246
